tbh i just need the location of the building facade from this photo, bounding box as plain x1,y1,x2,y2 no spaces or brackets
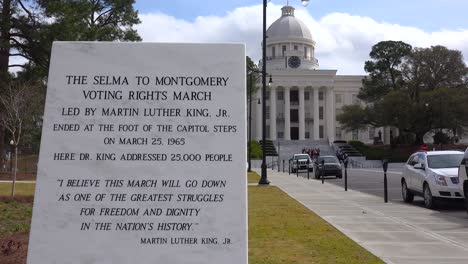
251,5,393,145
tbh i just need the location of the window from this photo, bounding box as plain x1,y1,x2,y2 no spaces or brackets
304,47,308,58
282,45,286,56
319,107,324,120
319,91,324,100
305,132,310,139
319,125,324,138
290,109,299,122
266,126,270,138
304,92,310,100
278,132,284,139
277,91,284,100
427,154,464,169
352,129,358,140
266,108,270,120
335,94,342,104
336,127,342,139
407,155,417,166
265,91,270,101
272,46,276,59
369,127,375,140
294,45,298,51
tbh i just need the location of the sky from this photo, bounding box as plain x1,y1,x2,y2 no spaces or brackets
132,0,468,75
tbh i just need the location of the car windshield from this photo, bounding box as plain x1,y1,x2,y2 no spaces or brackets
427,154,464,169
317,157,339,163
294,155,309,160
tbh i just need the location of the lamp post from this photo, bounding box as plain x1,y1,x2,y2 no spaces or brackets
10,139,17,198
259,0,309,185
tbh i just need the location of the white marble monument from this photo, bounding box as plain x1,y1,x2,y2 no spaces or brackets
27,42,247,264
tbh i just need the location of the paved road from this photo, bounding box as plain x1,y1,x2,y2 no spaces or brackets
262,168,468,264
292,167,468,224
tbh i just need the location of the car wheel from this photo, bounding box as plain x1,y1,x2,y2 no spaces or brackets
423,184,436,209
401,180,414,203
337,173,342,179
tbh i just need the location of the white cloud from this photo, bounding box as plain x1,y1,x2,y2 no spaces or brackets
136,4,468,75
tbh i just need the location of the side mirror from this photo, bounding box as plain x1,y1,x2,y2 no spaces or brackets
414,163,425,170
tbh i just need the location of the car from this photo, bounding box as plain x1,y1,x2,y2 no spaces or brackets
314,156,342,179
290,154,313,173
458,147,468,214
401,150,465,209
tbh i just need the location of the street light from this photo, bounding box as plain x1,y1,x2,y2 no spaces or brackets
259,0,308,185
10,139,17,198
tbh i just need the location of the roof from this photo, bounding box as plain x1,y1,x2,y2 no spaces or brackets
266,6,313,43
417,150,464,156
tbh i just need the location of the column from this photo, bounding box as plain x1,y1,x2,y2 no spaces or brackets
326,87,335,143
270,86,277,140
284,87,291,140
255,90,262,140
313,87,320,140
299,87,305,140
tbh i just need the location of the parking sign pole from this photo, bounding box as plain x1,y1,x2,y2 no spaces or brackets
283,160,285,173
321,159,325,184
344,158,348,191
307,159,310,180
383,159,389,203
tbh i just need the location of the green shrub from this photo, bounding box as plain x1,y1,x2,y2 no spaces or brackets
249,141,262,159
348,140,365,149
433,132,451,144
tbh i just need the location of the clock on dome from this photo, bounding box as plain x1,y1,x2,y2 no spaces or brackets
288,56,301,68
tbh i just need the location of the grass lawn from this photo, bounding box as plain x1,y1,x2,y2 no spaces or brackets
248,171,260,183
0,183,36,197
0,200,32,240
248,186,383,264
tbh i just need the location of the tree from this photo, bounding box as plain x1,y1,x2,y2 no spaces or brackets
402,45,468,102
0,80,44,197
338,42,468,145
0,0,142,158
359,41,412,102
246,56,260,96
0,0,46,157
39,0,141,42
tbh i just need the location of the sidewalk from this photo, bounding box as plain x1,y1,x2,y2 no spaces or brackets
255,169,468,264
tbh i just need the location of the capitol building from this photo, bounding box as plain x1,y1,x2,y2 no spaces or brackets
251,5,394,145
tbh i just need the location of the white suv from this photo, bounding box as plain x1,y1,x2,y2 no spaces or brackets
401,150,464,209
290,154,313,173
458,148,468,213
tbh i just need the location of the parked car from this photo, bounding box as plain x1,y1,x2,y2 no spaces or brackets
458,148,468,214
290,154,313,173
314,156,342,179
401,150,464,209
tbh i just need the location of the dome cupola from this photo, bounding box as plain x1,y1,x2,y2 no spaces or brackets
264,6,318,70
266,6,314,44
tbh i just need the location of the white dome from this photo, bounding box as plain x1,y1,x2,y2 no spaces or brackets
266,6,313,43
